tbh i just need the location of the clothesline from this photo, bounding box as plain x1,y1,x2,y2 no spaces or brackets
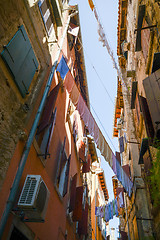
56,55,133,197
95,198,119,223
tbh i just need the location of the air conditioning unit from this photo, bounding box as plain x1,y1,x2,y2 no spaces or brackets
17,175,50,221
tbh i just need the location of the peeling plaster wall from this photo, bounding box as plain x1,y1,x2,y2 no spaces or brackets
0,0,51,190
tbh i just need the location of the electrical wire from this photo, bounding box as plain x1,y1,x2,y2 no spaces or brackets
77,36,115,106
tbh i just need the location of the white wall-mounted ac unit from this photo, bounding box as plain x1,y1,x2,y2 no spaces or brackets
18,175,50,221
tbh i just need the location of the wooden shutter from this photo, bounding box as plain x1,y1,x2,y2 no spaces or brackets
63,154,71,197
141,20,150,62
139,96,154,139
138,138,149,164
143,69,160,133
72,186,83,222
50,0,62,27
1,25,38,98
82,154,91,173
119,136,124,153
79,141,85,162
56,137,66,184
69,173,77,212
78,203,88,236
152,53,160,73
131,81,137,109
45,107,57,158
38,0,54,36
37,82,61,134
135,5,145,52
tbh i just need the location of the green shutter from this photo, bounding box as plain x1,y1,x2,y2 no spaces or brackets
1,25,38,98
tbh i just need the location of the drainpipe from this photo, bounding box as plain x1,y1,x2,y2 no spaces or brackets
95,174,97,240
0,10,78,238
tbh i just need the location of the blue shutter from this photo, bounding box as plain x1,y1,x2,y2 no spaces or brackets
1,25,38,98
16,48,38,97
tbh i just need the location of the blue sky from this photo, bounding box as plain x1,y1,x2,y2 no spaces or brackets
69,0,119,237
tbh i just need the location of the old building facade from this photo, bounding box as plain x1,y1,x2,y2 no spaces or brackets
113,0,160,239
0,0,95,239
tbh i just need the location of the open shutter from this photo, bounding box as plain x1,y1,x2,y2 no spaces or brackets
143,69,160,135
139,96,155,139
72,186,83,222
50,0,62,27
119,136,124,153
63,154,71,197
78,203,88,236
141,20,150,62
131,81,138,109
69,173,77,212
152,53,160,73
37,82,61,134
44,107,57,158
79,141,85,162
1,25,38,98
82,154,91,173
135,5,145,52
138,138,149,164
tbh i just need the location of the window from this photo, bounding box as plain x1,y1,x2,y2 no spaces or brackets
38,0,62,37
55,137,71,197
38,0,54,36
1,25,39,98
10,227,29,240
36,82,61,159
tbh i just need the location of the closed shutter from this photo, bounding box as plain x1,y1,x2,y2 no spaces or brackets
78,203,88,236
143,69,160,133
63,154,71,197
1,25,38,98
72,186,83,222
69,173,77,212
139,96,154,139
38,0,53,36
37,82,61,134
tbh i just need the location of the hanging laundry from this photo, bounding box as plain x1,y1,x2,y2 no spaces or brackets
88,0,94,11
56,55,69,79
100,206,104,218
112,152,117,175
119,191,124,208
61,53,133,197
